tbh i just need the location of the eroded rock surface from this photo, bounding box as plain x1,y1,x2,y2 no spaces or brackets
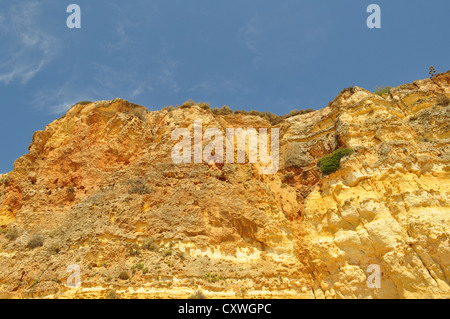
0,72,449,299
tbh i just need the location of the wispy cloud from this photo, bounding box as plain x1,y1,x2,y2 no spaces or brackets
187,76,244,95
105,1,157,51
159,63,179,94
92,62,155,98
104,3,135,51
237,15,263,68
33,61,156,114
157,42,180,94
0,2,58,84
238,15,259,52
32,79,101,114
131,82,153,98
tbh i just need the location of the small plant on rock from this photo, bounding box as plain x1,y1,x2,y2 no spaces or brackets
374,86,392,96
128,179,151,195
27,235,44,249
5,228,20,241
429,66,437,78
189,290,207,299
142,237,158,251
128,243,141,256
318,148,354,175
131,262,145,274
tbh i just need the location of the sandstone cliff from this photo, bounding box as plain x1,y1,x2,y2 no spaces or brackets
0,72,449,299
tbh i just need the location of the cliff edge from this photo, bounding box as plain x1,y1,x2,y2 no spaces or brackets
0,72,449,299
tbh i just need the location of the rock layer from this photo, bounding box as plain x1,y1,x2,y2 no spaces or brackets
0,72,449,299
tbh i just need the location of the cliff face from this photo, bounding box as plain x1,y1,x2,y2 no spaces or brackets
0,73,449,299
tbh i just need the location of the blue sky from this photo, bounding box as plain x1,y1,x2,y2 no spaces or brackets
0,0,449,173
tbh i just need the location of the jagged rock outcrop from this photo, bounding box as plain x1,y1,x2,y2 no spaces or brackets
0,72,449,299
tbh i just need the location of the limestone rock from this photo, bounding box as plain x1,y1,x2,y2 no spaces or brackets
0,73,449,299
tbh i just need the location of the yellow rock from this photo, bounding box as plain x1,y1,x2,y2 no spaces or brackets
0,73,449,298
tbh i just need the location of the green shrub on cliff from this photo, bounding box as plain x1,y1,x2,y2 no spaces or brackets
374,86,392,96
318,148,354,175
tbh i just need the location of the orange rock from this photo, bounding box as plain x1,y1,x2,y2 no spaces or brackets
0,73,449,299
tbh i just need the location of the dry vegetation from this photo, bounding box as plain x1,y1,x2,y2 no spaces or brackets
161,99,314,125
